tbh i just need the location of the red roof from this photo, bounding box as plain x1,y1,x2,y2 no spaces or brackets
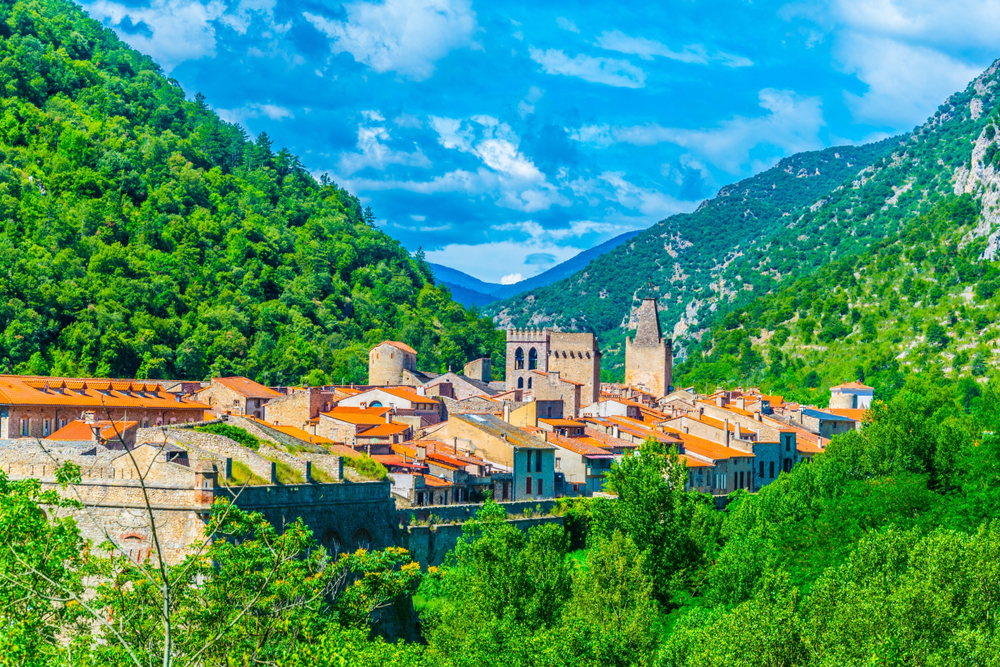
0,375,208,410
357,422,411,437
826,408,868,421
372,340,418,355
321,407,393,425
49,419,137,441
420,474,454,487
213,377,282,399
831,381,874,391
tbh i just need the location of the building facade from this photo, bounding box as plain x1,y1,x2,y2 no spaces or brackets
505,328,601,408
368,341,418,386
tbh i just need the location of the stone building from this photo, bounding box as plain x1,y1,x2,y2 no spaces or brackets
505,328,601,408
624,298,673,398
196,377,282,419
263,387,335,432
368,341,419,386
0,376,211,438
530,370,583,418
829,381,874,409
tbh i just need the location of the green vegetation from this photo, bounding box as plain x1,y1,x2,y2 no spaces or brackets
263,455,304,484
0,0,503,384
222,459,268,486
194,422,260,449
343,453,388,481
674,194,995,402
309,464,339,484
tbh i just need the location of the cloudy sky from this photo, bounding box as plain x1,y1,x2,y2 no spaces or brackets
82,0,1000,283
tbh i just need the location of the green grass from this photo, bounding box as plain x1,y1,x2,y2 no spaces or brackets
223,460,269,487
195,424,261,450
343,454,388,481
261,457,304,484
310,465,340,483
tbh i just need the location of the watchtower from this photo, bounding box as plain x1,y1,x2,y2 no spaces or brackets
505,328,549,392
368,341,418,386
624,298,673,397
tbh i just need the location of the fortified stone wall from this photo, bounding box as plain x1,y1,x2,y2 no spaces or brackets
546,332,600,407
405,516,564,568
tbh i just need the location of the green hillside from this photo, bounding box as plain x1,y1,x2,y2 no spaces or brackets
674,194,993,405
488,61,1000,378
0,0,502,384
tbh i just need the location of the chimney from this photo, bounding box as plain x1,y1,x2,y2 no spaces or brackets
698,406,704,418
453,436,458,454
385,411,393,424
734,422,742,441
612,424,621,440
416,444,426,461
83,410,96,425
754,411,762,422
724,419,730,446
682,425,689,434
715,395,724,407
417,386,426,396
737,396,746,410
503,401,511,423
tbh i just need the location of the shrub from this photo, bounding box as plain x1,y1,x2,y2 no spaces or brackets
195,423,261,450
344,455,388,481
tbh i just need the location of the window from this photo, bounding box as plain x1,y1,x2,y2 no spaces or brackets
517,377,524,389
20,419,28,437
689,471,693,486
785,437,790,452
535,450,542,472
515,347,524,370
43,420,50,437
555,457,561,470
759,462,765,478
143,418,149,428
528,348,538,370
769,461,775,478
526,476,532,495
60,418,67,429
527,377,532,389
537,479,543,495
526,452,531,472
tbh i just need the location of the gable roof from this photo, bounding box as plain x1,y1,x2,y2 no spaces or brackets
321,407,392,425
454,413,554,449
803,408,857,422
357,422,411,437
49,420,137,441
213,377,282,399
831,381,874,391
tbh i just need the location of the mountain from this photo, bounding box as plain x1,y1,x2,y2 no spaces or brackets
0,0,503,384
431,229,643,307
487,61,1000,381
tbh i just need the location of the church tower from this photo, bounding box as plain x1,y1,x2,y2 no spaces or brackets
624,298,672,397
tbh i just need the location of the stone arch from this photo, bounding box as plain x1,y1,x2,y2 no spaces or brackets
354,528,373,551
528,348,538,370
322,530,343,558
514,347,524,370
370,400,383,407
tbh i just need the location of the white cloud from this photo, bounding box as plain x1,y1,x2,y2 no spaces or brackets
830,0,1000,48
595,30,752,67
338,111,432,174
304,0,478,80
529,47,646,88
570,88,825,174
425,240,582,283
599,173,697,218
501,273,524,284
427,115,565,212
216,102,294,123
82,0,226,72
835,34,982,126
518,86,544,117
556,16,580,33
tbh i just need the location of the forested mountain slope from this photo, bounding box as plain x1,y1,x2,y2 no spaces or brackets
489,61,1000,377
0,0,502,384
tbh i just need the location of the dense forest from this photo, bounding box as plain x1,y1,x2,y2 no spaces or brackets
489,58,1000,387
0,0,504,385
5,371,1000,665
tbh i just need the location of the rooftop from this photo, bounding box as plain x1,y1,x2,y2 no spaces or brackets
831,381,874,391
213,376,283,399
538,418,586,428
0,375,209,410
454,413,554,449
531,370,584,386
802,408,857,422
244,416,336,445
321,407,393,425
49,419,137,441
372,340,418,355
357,422,412,437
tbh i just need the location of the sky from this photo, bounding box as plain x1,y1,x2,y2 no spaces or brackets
80,0,1000,283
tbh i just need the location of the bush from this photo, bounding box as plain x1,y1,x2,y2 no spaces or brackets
195,423,261,450
344,455,388,481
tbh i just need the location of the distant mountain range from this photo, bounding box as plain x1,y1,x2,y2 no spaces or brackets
429,230,643,307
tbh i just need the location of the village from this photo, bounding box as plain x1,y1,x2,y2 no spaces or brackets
0,297,870,565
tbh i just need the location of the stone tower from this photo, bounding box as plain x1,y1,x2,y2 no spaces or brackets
624,298,672,397
506,328,601,408
505,328,549,392
368,341,418,386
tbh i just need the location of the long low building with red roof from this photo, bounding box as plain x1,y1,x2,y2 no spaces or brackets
0,375,210,438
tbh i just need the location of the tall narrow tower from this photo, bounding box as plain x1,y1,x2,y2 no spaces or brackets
624,298,672,397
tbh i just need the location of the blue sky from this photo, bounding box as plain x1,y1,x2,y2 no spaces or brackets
81,0,1000,283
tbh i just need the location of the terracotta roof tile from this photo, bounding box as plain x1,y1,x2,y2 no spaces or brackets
372,340,418,355
213,377,283,399
0,375,208,411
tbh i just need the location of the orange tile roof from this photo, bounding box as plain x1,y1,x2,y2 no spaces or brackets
546,432,613,457
371,454,425,470
245,416,337,445
539,418,586,427
660,426,755,460
372,340,418,355
826,408,868,421
49,420,137,441
321,407,393,425
831,381,874,391
679,455,713,468
531,370,584,386
420,474,453,487
357,422,411,437
0,375,208,411
581,428,638,449
373,386,437,403
213,377,283,399
699,415,757,436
